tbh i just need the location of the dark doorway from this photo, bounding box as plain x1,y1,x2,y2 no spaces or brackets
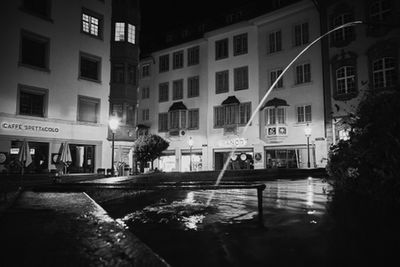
68,144,95,173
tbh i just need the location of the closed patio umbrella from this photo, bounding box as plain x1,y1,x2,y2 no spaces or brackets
59,142,72,174
18,139,32,176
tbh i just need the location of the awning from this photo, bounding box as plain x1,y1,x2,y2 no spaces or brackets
168,101,187,111
221,96,240,105
260,97,289,110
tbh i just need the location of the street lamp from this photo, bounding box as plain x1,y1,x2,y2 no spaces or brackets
188,136,194,172
109,117,119,176
304,124,312,168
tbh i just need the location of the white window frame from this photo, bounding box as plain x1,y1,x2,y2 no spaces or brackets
265,107,286,125
115,22,125,41
296,104,312,123
82,12,99,37
128,24,135,44
336,66,356,95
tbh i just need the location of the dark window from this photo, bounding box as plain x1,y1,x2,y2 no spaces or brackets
142,64,150,77
233,33,248,56
128,64,137,85
22,0,51,18
331,51,358,100
169,110,186,130
126,104,135,125
173,50,184,69
20,30,49,69
188,109,199,129
173,79,184,100
239,102,251,125
297,105,312,123
372,57,396,90
82,9,103,38
111,103,123,118
215,38,228,60
216,70,229,94
269,30,282,53
19,86,46,117
158,113,168,132
159,54,169,72
142,109,149,121
295,63,311,84
78,96,100,123
159,82,169,102
80,53,101,81
270,69,283,88
187,46,200,66
234,66,249,91
188,76,199,98
294,22,309,46
213,102,250,128
112,63,124,83
142,87,150,99
336,66,356,95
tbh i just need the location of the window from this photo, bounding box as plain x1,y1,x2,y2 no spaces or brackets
115,22,125,41
187,46,200,66
142,109,149,121
159,113,168,132
265,107,285,125
22,0,51,19
20,30,49,69
80,52,101,82
18,85,47,117
112,63,124,83
297,105,312,123
128,64,137,85
126,104,135,125
159,54,169,72
239,102,251,125
173,79,183,100
294,22,309,46
336,66,356,95
234,66,249,91
78,96,100,123
233,33,248,56
82,10,102,38
372,57,396,90
270,69,283,88
330,13,354,46
169,110,186,129
111,103,123,118
269,30,282,53
159,82,169,102
215,38,228,60
214,106,225,127
216,70,229,94
188,76,199,98
128,24,136,44
295,63,311,84
173,51,184,69
142,64,150,77
369,0,391,21
188,109,199,129
142,87,150,99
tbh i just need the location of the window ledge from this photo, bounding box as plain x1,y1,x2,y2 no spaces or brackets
19,8,54,23
78,77,102,84
18,63,50,73
81,31,103,41
333,92,358,101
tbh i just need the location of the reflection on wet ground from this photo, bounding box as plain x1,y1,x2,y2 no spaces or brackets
104,178,332,267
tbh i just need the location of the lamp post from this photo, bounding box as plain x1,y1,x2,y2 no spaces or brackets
109,117,119,176
304,124,312,168
188,136,193,172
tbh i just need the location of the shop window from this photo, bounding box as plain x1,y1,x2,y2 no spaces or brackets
266,149,298,168
233,33,248,56
79,52,101,82
187,46,200,66
173,50,184,69
20,30,50,70
10,141,49,174
21,0,51,19
158,113,168,132
173,79,183,100
82,9,102,38
188,76,199,98
18,85,47,117
159,82,169,102
159,54,169,72
215,38,228,60
216,70,229,94
268,30,282,54
78,96,100,123
234,66,249,91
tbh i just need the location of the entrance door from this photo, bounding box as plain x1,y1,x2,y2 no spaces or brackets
68,144,95,173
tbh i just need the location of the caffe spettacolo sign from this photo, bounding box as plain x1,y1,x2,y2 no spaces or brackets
1,121,60,133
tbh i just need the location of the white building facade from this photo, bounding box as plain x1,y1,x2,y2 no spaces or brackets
0,0,112,174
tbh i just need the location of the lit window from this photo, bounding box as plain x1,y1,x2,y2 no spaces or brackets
82,13,99,37
336,66,356,95
128,24,135,44
373,57,396,89
115,22,125,41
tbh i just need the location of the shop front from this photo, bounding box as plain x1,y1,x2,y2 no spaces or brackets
214,148,254,171
265,145,315,169
158,150,177,172
180,149,203,172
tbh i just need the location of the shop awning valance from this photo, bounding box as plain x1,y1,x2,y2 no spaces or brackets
168,101,187,111
221,96,240,105
260,97,289,110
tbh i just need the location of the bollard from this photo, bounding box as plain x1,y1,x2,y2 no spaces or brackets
257,184,266,227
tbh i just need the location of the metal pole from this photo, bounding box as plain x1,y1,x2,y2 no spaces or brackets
307,136,310,168
111,132,115,176
189,146,192,172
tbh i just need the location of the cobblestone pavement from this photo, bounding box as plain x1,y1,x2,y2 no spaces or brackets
0,191,169,267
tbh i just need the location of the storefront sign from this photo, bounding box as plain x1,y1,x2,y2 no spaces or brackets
255,153,262,161
222,137,247,147
1,122,60,133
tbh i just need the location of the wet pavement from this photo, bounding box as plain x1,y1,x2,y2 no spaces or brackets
103,178,333,267
0,191,168,267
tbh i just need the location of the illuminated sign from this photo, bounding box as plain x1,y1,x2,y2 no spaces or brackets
221,137,247,147
1,122,60,133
